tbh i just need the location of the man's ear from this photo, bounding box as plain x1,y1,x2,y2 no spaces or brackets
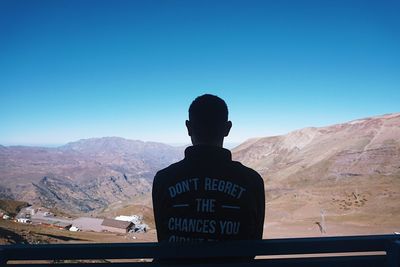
224,121,232,137
185,120,192,136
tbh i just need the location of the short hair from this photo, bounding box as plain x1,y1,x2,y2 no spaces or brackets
188,94,229,140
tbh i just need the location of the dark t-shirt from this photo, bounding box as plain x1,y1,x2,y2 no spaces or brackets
152,145,265,243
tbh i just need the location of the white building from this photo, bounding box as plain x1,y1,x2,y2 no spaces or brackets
17,218,31,223
115,215,148,233
69,226,80,232
115,215,142,225
131,223,148,233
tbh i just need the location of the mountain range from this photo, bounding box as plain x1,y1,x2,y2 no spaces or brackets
1,113,399,235
0,137,183,214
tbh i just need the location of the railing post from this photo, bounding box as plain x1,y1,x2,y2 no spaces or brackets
0,247,7,265
387,240,400,267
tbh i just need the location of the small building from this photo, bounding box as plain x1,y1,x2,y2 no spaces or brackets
129,223,148,233
101,218,133,234
69,226,80,232
17,218,31,224
2,214,10,220
115,215,149,233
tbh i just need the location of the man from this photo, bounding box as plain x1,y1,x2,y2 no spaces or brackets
152,94,265,244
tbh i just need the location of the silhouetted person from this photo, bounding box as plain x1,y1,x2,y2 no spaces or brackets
152,94,265,246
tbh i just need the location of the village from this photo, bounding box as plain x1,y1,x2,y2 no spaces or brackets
1,206,148,235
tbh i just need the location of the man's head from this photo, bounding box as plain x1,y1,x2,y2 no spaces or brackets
186,94,232,146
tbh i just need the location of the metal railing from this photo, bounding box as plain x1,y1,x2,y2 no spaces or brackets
1,234,399,266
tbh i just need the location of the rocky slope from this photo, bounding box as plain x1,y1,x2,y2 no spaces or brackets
0,137,184,214
232,113,400,236
233,113,400,182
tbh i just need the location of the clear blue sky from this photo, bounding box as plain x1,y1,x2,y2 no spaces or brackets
1,0,399,146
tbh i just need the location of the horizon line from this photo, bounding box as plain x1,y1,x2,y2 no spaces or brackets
1,111,399,148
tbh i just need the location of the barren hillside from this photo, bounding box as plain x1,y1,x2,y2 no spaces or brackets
233,113,400,237
0,137,184,215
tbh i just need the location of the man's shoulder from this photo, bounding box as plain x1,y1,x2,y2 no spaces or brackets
154,159,186,179
230,160,264,187
231,160,262,178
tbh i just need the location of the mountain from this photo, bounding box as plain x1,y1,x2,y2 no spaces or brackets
1,114,399,236
233,113,400,181
232,113,400,236
0,137,184,214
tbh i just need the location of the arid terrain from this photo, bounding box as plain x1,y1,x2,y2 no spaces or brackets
1,113,399,244
0,137,183,214
0,219,157,245
232,113,400,238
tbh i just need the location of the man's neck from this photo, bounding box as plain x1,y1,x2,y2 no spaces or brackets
191,139,224,148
